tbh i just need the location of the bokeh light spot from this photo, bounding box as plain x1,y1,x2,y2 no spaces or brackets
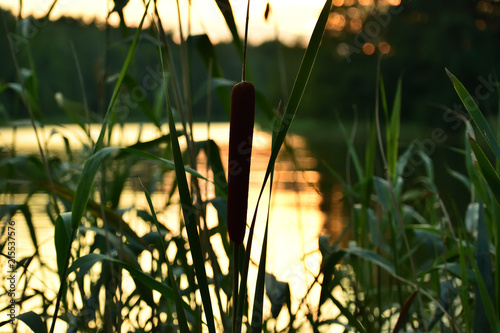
378,41,391,54
362,43,375,55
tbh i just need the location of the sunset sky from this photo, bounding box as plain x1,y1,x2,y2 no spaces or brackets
0,0,326,45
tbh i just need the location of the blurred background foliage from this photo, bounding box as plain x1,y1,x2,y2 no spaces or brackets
1,0,500,127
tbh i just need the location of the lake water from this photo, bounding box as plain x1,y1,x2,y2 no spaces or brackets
0,123,345,331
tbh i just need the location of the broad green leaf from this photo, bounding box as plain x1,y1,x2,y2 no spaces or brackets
122,148,206,180
71,147,118,230
428,281,457,330
54,213,71,282
16,311,47,333
79,226,139,266
344,247,396,275
373,176,391,210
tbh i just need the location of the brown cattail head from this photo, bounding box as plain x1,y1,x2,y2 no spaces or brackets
227,81,256,244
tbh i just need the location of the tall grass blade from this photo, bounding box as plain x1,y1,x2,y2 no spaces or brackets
457,231,473,330
160,42,216,331
143,186,190,332
261,0,332,196
214,0,243,53
121,74,161,128
67,253,196,316
195,140,228,198
387,76,402,180
363,122,377,200
70,146,206,231
94,1,150,152
336,115,364,181
473,202,496,333
194,34,232,115
329,295,366,333
238,3,333,312
446,68,500,162
54,92,94,134
250,221,268,332
392,291,417,333
373,176,392,210
379,75,389,119
469,136,500,207
250,171,274,332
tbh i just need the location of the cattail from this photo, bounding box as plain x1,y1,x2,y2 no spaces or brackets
227,81,256,244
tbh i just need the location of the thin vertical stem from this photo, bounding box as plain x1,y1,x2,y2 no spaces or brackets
374,56,428,332
232,243,240,332
242,0,250,81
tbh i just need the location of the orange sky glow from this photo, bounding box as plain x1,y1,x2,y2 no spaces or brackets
0,0,327,45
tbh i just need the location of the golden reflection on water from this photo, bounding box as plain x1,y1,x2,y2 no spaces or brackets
0,123,345,332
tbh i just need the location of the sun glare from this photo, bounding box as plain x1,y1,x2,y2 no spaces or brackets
0,0,330,45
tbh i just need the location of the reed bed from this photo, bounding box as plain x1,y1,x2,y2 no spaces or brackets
1,0,499,332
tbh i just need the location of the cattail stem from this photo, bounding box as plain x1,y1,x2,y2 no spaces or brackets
242,0,251,81
232,243,240,331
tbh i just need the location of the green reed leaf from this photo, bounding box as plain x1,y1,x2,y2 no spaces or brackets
54,92,90,133
54,213,71,282
469,136,500,207
336,115,363,181
250,221,268,332
194,34,232,115
67,253,196,317
473,202,496,333
214,0,242,54
121,74,161,128
344,247,395,275
237,2,332,325
94,1,150,152
16,311,47,333
143,186,190,333
329,295,366,333
373,176,391,210
160,38,216,331
447,68,500,162
71,146,206,230
195,140,228,198
387,76,402,180
270,0,331,173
